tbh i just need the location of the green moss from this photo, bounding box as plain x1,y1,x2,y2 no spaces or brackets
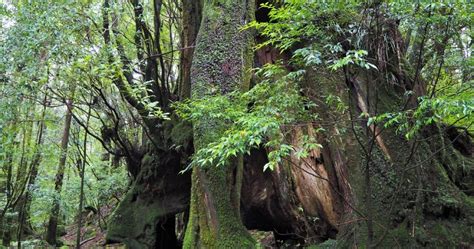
106,153,183,248
421,219,474,248
106,181,166,248
303,65,474,248
183,171,199,248
184,0,257,248
306,239,338,249
170,119,193,148
186,165,255,248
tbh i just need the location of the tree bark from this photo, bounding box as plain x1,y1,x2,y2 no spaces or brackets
178,0,203,99
103,1,197,247
45,99,73,245
75,104,91,249
106,2,473,248
331,12,474,248
183,1,256,248
106,149,190,248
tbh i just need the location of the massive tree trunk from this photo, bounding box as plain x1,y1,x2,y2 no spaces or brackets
183,1,256,248
45,99,73,245
298,11,474,248
243,5,473,248
104,2,473,248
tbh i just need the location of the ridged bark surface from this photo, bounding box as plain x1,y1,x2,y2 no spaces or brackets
183,1,256,248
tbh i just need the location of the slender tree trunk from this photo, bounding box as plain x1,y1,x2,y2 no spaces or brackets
1,151,14,246
0,117,31,233
14,104,35,204
46,99,73,245
178,0,202,99
4,141,14,206
183,1,255,248
1,214,12,247
17,93,48,248
75,104,92,249
0,150,14,219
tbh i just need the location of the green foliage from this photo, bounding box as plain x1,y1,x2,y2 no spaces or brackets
329,50,377,71
0,0,131,242
249,0,473,141
306,239,338,249
248,1,376,72
128,80,170,120
247,1,361,51
366,0,474,139
175,64,318,171
369,92,474,139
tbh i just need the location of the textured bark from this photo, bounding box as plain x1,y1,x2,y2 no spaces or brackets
237,18,351,242
242,148,325,242
183,1,256,248
240,125,349,244
104,0,199,247
104,0,201,247
106,150,190,248
1,215,12,247
324,13,474,248
240,8,473,247
45,99,73,245
340,71,474,248
178,0,203,99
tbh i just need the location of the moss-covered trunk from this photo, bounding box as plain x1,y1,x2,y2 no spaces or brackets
240,6,473,247
300,13,474,248
106,150,190,248
106,2,472,248
183,1,255,248
336,69,474,248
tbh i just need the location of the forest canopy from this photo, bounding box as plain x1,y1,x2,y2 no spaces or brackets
0,0,473,248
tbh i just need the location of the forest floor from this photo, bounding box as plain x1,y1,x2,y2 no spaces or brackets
61,205,124,248
57,199,289,248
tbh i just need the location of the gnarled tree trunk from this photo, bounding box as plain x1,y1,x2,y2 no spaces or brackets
106,149,190,248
